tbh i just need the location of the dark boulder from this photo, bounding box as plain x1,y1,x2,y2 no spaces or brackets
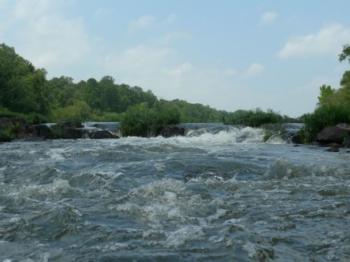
88,130,119,139
291,131,303,144
32,124,55,139
51,124,83,139
316,126,350,145
159,126,185,138
326,143,341,152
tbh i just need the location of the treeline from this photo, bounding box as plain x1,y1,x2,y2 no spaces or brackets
0,43,298,137
0,43,228,125
301,45,350,142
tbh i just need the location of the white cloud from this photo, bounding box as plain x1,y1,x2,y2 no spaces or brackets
260,11,278,25
244,63,264,76
166,14,177,23
94,8,112,19
22,16,90,68
102,43,238,107
225,68,238,76
129,15,155,32
0,0,90,72
167,62,194,76
161,31,191,44
278,23,350,59
101,41,271,112
13,0,57,19
105,45,174,72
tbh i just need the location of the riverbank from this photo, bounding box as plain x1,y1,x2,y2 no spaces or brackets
0,117,294,142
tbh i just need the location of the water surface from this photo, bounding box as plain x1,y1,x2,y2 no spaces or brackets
0,126,349,261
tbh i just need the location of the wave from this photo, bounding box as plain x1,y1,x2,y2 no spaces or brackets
118,126,269,147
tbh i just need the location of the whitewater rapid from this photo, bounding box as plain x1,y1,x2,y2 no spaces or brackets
0,126,349,261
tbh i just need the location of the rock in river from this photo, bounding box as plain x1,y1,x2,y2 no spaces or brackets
316,125,350,145
88,130,119,139
159,126,185,138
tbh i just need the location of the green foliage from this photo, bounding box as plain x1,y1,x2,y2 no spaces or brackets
339,44,350,63
162,99,225,123
0,107,24,118
91,112,123,122
0,43,234,126
0,44,50,115
224,109,284,127
0,107,47,124
51,100,92,122
302,105,350,142
0,42,298,134
303,44,350,142
0,126,15,142
121,103,180,137
25,113,49,125
0,115,26,142
318,85,335,105
121,104,155,137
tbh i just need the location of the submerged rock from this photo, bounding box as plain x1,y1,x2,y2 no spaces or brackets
88,130,119,139
326,143,341,152
159,126,185,138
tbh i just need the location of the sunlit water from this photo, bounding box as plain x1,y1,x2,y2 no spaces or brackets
0,125,350,261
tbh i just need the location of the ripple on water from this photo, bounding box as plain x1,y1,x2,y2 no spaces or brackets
1,132,350,261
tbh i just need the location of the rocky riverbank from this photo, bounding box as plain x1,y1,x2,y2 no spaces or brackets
0,117,189,142
1,116,349,151
0,118,119,142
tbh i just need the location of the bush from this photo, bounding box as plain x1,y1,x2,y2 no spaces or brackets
121,103,180,137
302,105,350,143
51,100,92,122
0,117,27,142
0,126,16,142
224,109,284,127
25,113,48,124
91,112,122,122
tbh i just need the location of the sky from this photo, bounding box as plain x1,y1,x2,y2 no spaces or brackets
1,0,350,116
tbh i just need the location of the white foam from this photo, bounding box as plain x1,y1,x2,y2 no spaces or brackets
110,178,225,227
165,225,204,247
119,126,265,148
169,127,265,146
47,148,66,161
10,179,73,198
243,242,257,258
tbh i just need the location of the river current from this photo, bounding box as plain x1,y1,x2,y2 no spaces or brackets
0,125,349,261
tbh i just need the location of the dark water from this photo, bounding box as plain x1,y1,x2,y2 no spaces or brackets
0,126,350,261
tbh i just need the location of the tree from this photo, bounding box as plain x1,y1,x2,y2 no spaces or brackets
0,44,49,114
318,85,335,106
339,44,350,63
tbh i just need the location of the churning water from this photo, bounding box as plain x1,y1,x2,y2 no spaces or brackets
0,125,350,261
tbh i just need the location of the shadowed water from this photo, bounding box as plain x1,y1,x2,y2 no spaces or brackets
0,126,350,261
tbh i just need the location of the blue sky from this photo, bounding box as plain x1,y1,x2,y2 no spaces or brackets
1,0,350,116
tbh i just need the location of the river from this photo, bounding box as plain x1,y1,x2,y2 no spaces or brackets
0,125,349,261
